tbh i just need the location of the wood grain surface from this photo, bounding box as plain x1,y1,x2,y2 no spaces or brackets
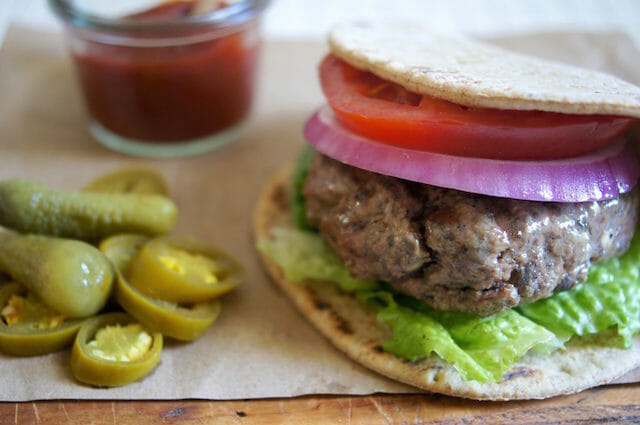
2,386,640,424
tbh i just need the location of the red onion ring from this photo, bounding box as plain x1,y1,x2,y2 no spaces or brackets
304,106,639,202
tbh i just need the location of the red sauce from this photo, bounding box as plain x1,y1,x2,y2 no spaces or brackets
71,1,259,143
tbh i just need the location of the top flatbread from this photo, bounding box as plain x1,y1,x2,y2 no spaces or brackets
329,22,640,117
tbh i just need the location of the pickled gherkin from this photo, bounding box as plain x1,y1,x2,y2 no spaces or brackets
0,230,114,318
0,179,177,239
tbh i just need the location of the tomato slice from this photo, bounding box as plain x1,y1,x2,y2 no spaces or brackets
320,54,637,160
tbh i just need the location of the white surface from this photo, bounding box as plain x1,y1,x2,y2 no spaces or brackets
1,0,640,45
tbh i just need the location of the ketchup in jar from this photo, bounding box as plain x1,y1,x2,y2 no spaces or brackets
50,0,269,157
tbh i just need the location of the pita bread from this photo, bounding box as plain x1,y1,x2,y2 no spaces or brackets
328,22,640,117
253,167,640,400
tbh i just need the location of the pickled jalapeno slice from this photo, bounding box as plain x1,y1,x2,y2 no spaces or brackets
100,234,228,340
99,234,149,272
70,312,162,387
0,283,84,356
83,167,169,196
126,237,243,304
115,272,222,341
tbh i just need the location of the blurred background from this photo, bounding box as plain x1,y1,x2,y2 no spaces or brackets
1,0,639,45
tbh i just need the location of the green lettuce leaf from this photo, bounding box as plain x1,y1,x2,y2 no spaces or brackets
519,234,640,347
437,309,561,380
291,145,316,231
373,293,494,382
256,227,379,292
366,293,561,382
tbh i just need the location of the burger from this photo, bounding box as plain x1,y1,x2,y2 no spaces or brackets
254,23,640,400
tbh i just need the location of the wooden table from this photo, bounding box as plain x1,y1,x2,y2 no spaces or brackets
2,386,640,424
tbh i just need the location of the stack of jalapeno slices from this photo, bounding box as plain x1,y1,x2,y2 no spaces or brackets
0,167,244,387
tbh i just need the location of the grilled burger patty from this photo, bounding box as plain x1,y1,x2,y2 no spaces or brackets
303,153,640,316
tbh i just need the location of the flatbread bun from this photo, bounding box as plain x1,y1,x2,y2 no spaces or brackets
253,167,640,400
328,22,640,118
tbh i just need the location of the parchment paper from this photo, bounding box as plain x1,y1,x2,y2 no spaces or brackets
0,26,638,402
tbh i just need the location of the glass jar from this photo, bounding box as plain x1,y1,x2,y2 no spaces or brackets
49,0,269,158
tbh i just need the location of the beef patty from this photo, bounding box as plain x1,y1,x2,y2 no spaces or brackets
303,153,639,316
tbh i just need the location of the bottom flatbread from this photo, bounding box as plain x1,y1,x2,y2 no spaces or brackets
252,167,640,400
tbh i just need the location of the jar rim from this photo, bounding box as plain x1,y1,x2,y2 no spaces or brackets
48,0,270,33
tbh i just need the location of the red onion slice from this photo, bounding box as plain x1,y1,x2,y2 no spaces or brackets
304,106,639,202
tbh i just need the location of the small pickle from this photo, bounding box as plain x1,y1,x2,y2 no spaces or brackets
83,167,169,196
125,237,243,304
71,312,162,387
0,283,84,356
0,179,177,239
0,231,114,318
